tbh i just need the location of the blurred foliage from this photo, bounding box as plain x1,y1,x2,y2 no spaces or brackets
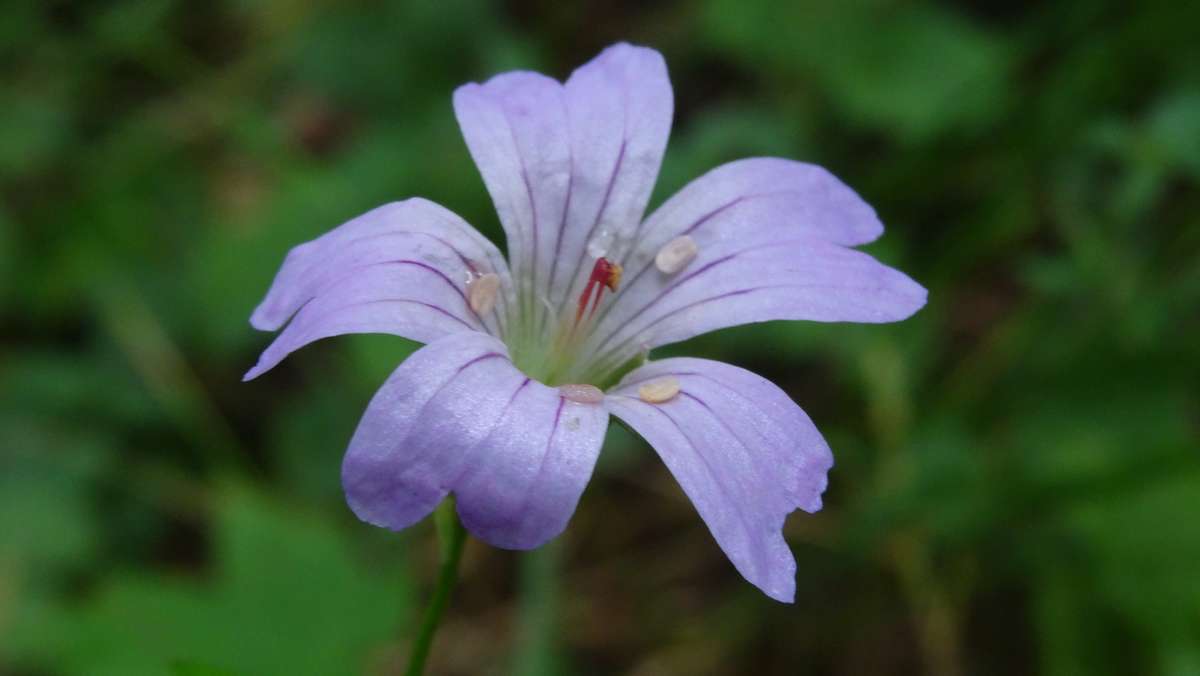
1,1,1198,675
10,485,411,675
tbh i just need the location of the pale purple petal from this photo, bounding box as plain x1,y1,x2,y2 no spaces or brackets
551,43,672,314
605,358,833,603
244,199,512,380
452,71,569,301
453,43,672,327
586,236,925,370
342,332,608,549
581,167,925,372
640,158,885,253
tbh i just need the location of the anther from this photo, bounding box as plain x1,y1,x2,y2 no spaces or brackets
601,259,623,291
467,272,500,315
655,235,698,275
575,257,623,326
560,383,605,404
637,376,680,403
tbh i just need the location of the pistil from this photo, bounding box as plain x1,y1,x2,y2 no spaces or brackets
574,257,623,329
526,257,625,386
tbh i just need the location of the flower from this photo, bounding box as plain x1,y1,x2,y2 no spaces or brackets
245,43,926,602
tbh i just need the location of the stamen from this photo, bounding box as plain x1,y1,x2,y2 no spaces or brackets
574,257,622,327
467,272,500,315
637,376,680,403
655,235,698,275
560,383,605,404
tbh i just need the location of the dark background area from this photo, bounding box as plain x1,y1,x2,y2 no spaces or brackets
2,1,1198,674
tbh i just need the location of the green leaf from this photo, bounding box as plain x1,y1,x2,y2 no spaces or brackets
170,659,245,676
12,485,413,676
702,2,1014,143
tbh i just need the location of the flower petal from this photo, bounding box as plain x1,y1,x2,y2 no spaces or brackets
453,43,672,333
642,158,886,252
551,43,673,314
341,332,608,549
605,358,833,602
244,199,512,380
452,71,569,307
581,159,925,374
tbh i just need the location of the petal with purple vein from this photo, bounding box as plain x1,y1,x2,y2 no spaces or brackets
251,198,511,334
245,199,512,380
605,357,833,602
342,332,608,549
583,235,926,378
453,43,672,337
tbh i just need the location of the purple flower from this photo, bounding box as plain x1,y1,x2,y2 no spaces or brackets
245,43,925,602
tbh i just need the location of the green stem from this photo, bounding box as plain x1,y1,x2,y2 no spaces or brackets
514,538,562,675
405,498,468,676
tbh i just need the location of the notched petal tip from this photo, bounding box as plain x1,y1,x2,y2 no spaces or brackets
802,493,824,515
608,357,832,603
590,41,668,71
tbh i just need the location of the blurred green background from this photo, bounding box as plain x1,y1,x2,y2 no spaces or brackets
2,1,1198,674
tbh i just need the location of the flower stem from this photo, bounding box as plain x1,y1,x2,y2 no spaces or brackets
513,538,563,675
405,497,468,676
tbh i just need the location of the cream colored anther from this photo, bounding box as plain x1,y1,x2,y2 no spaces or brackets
654,235,698,275
560,383,605,404
467,272,500,315
638,376,680,404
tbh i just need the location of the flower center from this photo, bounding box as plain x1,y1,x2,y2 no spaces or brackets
506,256,630,388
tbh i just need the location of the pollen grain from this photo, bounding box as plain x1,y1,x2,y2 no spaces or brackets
467,272,500,315
560,383,605,404
637,376,680,404
655,235,698,275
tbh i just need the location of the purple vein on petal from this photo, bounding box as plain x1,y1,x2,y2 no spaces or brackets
245,300,486,381
594,191,792,329
678,390,794,509
496,97,542,307
589,232,877,359
614,370,781,420
443,377,533,490
618,396,768,583
305,232,508,335
384,350,509,477
258,200,513,337
541,170,574,338
299,298,478,336
286,257,479,320
594,277,918,377
506,396,567,530
587,250,739,356
588,287,767,376
294,258,486,334
552,137,628,319
377,259,474,308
